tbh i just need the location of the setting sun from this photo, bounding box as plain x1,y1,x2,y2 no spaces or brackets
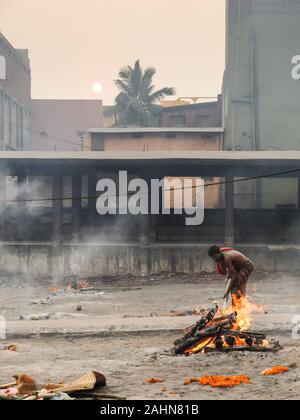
92,82,103,93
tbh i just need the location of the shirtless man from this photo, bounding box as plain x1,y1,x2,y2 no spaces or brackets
208,246,254,309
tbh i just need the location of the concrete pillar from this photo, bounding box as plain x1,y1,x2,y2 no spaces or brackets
139,176,152,276
149,215,157,243
88,172,97,226
298,177,300,210
52,172,63,245
17,173,27,240
139,214,151,246
72,173,81,242
225,177,234,246
0,173,6,239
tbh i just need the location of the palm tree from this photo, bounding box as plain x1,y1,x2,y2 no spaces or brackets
114,60,175,127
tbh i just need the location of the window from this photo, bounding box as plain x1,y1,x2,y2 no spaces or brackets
170,115,186,127
195,114,212,127
166,132,176,139
0,55,6,80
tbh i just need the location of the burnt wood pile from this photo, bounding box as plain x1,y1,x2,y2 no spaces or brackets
174,304,281,355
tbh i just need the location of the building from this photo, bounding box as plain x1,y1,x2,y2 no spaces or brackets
160,95,222,128
224,0,300,209
0,33,104,152
0,32,31,150
103,96,223,129
31,100,104,151
85,127,224,209
0,151,299,277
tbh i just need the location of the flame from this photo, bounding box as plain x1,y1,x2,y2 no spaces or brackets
185,338,214,355
226,295,265,331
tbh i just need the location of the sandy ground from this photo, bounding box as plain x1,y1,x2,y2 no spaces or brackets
0,273,299,400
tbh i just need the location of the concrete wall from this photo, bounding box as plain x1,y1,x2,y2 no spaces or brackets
0,34,31,150
224,0,300,208
0,243,299,278
87,132,223,209
101,132,222,152
30,100,103,151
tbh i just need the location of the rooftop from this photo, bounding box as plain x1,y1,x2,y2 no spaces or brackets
88,127,224,134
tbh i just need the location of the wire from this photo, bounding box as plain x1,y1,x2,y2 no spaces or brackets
2,166,300,204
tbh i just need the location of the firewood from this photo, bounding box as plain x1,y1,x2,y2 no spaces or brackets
215,336,224,350
246,337,253,347
0,382,17,389
224,335,235,347
221,330,266,340
204,345,281,353
182,304,218,340
196,320,233,336
213,313,237,323
73,392,127,400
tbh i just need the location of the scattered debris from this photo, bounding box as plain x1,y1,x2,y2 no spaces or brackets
13,374,37,396
30,298,50,306
0,382,17,390
0,371,107,400
52,371,106,394
20,313,50,321
161,309,197,317
184,377,199,386
0,344,17,352
262,366,289,376
199,375,252,388
19,312,86,321
145,378,165,384
76,305,82,312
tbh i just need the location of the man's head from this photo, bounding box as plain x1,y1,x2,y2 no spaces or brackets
208,245,224,262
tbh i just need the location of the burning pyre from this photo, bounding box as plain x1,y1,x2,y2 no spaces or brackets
174,298,281,355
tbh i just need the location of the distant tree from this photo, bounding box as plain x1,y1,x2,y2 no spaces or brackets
114,60,175,127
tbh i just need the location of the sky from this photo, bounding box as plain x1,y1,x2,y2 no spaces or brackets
0,0,226,105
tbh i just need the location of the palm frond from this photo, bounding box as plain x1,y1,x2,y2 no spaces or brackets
148,87,175,104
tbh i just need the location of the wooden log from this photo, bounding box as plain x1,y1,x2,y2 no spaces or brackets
213,313,237,323
196,320,233,337
182,304,218,340
175,320,233,354
204,345,281,353
0,382,17,390
73,392,127,400
175,336,209,354
221,330,266,340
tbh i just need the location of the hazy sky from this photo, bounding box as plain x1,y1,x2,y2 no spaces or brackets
0,0,225,104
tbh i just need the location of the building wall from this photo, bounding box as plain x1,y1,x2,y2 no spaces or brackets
88,132,223,209
30,100,103,151
0,33,31,150
102,132,222,152
224,0,300,208
160,96,223,128
0,243,298,278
